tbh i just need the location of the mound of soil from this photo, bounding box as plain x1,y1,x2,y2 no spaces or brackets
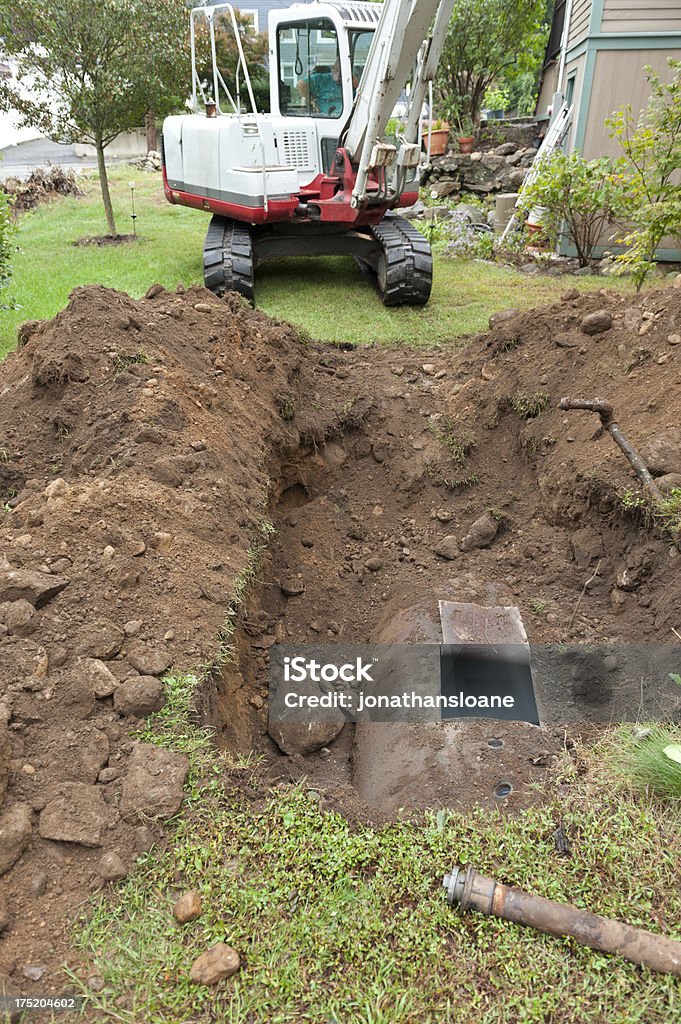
1,280,680,999
2,168,83,215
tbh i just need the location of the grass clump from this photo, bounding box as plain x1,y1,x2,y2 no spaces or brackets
605,723,681,801
430,420,476,466
510,390,550,419
655,487,681,536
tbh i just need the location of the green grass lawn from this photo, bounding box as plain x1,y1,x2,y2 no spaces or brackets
0,165,647,358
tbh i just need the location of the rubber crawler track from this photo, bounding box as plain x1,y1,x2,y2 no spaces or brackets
203,216,255,302
368,213,433,306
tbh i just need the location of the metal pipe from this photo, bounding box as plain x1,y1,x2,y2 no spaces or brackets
558,397,664,502
443,866,681,977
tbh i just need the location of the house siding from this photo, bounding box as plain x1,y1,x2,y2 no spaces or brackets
581,47,681,158
568,0,592,48
602,0,681,34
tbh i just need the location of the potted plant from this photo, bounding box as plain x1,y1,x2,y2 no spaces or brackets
422,117,450,157
455,114,475,154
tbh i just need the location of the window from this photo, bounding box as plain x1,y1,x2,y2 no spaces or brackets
278,19,342,119
349,29,373,93
239,9,259,33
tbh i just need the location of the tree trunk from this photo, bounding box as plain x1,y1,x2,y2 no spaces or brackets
95,136,117,238
145,109,158,153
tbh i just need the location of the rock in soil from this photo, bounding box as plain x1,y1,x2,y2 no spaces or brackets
0,897,9,933
460,512,499,552
38,784,109,847
124,642,172,677
640,427,681,476
268,718,345,757
0,802,32,875
174,890,202,923
0,567,69,606
433,536,459,560
97,850,128,881
120,742,189,821
189,943,240,985
580,310,613,335
113,675,165,718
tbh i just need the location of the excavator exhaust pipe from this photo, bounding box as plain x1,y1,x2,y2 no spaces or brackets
443,866,681,977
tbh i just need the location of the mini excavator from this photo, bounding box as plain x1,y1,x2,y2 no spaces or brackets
162,0,455,305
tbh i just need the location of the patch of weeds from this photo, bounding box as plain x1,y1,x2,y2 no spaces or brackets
624,347,651,374
522,435,556,458
113,350,149,376
528,597,547,614
494,336,521,355
607,723,681,800
654,487,681,536
429,420,476,466
276,395,296,421
510,391,550,419
426,465,479,491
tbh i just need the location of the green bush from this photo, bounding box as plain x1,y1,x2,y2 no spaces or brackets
607,59,681,290
610,724,681,801
519,151,626,267
0,190,16,309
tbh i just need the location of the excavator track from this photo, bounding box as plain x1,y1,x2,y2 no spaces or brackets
203,216,255,302
361,213,433,307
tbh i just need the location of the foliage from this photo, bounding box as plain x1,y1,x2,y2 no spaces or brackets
0,190,16,310
608,724,681,801
194,12,269,113
437,0,548,126
504,70,542,117
0,0,189,237
483,86,509,112
519,152,628,267
607,59,681,290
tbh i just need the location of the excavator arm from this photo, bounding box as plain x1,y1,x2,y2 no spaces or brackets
340,0,455,207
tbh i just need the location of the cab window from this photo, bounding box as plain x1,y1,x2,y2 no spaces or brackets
278,20,343,119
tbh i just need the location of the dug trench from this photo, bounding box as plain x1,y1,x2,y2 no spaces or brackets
1,282,680,996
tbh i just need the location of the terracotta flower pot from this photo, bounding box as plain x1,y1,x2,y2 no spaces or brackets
457,135,475,154
422,127,450,157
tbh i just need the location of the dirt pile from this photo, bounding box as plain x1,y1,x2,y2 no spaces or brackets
2,168,84,215
1,280,681,999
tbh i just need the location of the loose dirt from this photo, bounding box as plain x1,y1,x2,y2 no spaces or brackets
1,280,680,1002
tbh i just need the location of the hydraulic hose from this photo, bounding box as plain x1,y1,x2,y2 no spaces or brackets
443,866,681,977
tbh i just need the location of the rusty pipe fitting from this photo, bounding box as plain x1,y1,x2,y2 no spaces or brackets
443,866,681,977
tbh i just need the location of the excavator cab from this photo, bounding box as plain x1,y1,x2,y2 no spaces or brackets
162,1,455,305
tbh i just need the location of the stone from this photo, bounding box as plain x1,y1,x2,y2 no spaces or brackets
495,142,517,156
125,641,172,677
640,428,681,476
134,826,155,853
114,676,165,718
193,302,213,313
80,658,118,699
580,310,613,335
151,458,184,488
76,620,124,660
280,577,305,597
87,975,105,992
120,742,189,821
561,288,579,301
174,890,202,923
364,557,383,572
433,536,459,560
189,943,240,985
668,333,681,345
453,203,483,224
423,205,450,221
488,308,520,329
460,512,499,552
97,851,127,881
268,716,344,757
124,619,143,637
505,150,523,166
44,477,70,499
145,283,163,299
0,567,69,606
0,803,32,875
57,727,110,784
23,965,46,982
39,784,109,847
98,766,119,784
570,528,603,568
0,599,37,636
29,872,47,896
657,473,681,493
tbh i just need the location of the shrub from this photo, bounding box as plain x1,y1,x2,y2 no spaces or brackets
518,151,626,267
607,59,681,290
0,190,16,309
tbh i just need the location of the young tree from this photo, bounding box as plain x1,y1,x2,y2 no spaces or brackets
436,0,548,128
607,59,681,290
0,0,189,238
